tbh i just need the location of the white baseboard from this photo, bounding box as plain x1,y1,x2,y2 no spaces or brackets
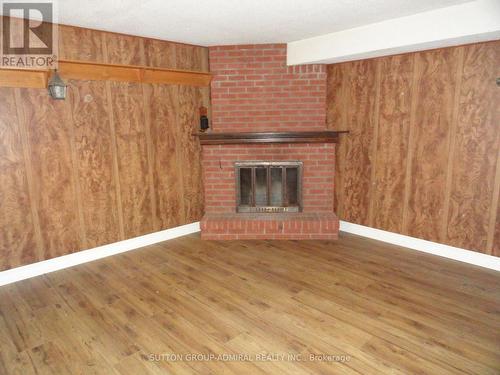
2,219,496,287
0,222,201,287
339,220,500,271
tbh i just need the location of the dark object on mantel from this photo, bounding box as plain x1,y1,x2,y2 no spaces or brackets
194,131,349,145
199,107,209,132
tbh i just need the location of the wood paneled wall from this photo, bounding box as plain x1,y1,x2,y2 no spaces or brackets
0,22,209,270
327,40,500,256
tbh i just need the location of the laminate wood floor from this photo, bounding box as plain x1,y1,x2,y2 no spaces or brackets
0,232,499,374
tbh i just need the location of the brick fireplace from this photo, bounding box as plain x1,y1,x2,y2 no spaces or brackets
199,44,342,240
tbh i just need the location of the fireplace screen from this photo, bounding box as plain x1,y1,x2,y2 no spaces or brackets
236,161,302,213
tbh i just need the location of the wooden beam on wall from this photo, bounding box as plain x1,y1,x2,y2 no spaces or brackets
59,60,143,83
0,59,212,88
142,68,210,86
58,60,213,86
0,69,48,88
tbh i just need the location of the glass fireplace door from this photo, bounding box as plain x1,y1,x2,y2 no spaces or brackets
236,161,302,213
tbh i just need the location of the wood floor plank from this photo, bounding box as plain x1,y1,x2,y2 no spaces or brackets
0,233,499,374
28,341,74,375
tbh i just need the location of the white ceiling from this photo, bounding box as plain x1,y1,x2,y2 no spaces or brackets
50,0,472,46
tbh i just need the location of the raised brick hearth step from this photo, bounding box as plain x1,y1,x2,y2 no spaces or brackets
200,212,339,240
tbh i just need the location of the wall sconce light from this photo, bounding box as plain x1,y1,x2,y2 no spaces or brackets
200,106,209,132
48,70,67,100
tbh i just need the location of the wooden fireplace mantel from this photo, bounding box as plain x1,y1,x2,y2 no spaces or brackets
194,131,349,145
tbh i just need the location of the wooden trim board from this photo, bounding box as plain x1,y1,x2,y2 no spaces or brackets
0,69,49,88
0,59,212,88
59,60,212,86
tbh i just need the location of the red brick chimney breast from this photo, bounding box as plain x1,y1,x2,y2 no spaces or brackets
201,44,338,240
209,44,327,132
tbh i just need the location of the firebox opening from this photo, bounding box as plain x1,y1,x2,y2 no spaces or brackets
236,161,302,213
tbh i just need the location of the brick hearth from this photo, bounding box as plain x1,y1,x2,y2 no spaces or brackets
201,213,339,240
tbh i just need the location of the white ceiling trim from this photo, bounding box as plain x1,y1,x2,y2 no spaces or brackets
287,0,500,65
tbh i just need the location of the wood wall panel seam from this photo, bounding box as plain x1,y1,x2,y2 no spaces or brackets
341,60,378,225
371,54,414,232
102,34,126,241
399,53,418,236
139,40,159,232
105,81,126,241
177,85,205,222
105,34,154,238
440,46,465,245
147,84,184,229
337,65,348,218
107,87,153,237
142,84,158,232
139,37,147,67
66,100,88,249
403,48,462,241
367,59,382,227
13,88,44,261
173,44,178,69
174,85,187,223
326,64,346,217
486,150,500,254
102,33,125,241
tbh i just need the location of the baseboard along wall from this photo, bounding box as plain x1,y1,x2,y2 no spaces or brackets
0,222,201,286
1,219,497,287
340,220,500,271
